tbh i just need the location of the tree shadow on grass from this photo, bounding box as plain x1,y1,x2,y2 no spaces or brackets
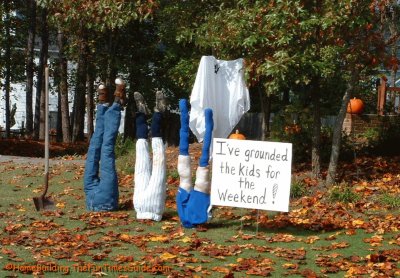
120,202,344,237
207,219,319,236
207,215,343,237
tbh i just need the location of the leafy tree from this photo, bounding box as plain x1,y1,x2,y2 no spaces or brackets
154,0,228,99
166,0,387,185
0,0,27,137
36,0,158,142
323,1,386,186
160,0,328,175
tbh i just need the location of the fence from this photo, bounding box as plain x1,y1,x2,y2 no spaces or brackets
6,111,392,145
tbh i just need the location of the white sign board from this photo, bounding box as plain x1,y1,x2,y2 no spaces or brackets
211,138,292,212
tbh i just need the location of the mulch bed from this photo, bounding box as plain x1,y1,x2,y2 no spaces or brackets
0,139,88,158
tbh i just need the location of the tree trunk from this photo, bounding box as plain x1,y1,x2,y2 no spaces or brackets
4,0,11,138
56,91,63,142
106,30,118,93
39,84,46,140
86,67,95,141
310,0,323,179
72,64,87,142
326,71,358,186
282,88,290,105
258,84,271,140
264,93,272,138
57,31,71,143
72,32,88,142
311,83,321,179
124,78,136,140
25,0,36,135
123,94,136,140
33,7,48,140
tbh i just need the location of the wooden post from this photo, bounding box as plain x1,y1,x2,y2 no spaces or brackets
377,76,387,116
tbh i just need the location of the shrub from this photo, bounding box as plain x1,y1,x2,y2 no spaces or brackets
351,127,381,153
378,193,400,209
269,108,313,163
374,120,400,156
348,120,400,156
115,136,136,174
290,179,308,199
328,184,361,203
115,135,135,158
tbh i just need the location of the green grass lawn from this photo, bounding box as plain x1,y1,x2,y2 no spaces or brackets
0,151,399,277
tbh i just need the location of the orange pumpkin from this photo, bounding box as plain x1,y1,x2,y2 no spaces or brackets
347,98,364,114
229,129,246,140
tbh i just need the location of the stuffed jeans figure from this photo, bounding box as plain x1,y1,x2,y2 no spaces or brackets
176,99,214,228
84,79,126,211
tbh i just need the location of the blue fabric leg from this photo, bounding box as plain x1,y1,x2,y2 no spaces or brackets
179,99,189,156
90,103,121,211
151,112,162,138
84,104,108,210
176,99,193,227
176,187,194,228
186,109,213,226
136,112,148,139
199,108,213,167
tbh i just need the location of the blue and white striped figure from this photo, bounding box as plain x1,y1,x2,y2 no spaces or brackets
176,99,213,228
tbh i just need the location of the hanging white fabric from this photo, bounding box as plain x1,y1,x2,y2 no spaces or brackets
189,56,250,142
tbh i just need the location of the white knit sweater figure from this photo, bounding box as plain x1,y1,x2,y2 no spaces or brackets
133,137,166,221
133,95,167,222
